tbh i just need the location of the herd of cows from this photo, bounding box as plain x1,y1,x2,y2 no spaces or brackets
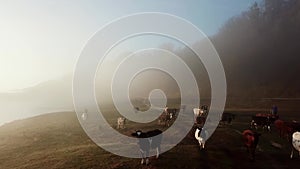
115,106,300,165
217,109,300,161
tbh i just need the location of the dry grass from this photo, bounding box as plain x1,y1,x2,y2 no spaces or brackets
0,109,299,169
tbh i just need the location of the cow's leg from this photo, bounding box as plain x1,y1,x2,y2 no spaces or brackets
156,146,161,159
145,150,150,165
202,141,205,149
140,150,145,164
290,148,294,159
198,141,203,150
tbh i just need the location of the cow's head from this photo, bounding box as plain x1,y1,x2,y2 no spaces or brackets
132,130,145,138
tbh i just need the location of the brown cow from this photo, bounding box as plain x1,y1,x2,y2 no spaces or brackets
242,129,261,161
275,120,300,140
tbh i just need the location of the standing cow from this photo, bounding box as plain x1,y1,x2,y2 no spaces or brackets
291,131,300,158
117,117,126,129
195,127,208,150
194,107,206,124
242,129,261,161
250,115,272,132
131,129,163,165
275,120,300,139
158,107,172,127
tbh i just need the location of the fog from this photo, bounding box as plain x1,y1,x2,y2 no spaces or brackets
1,0,300,125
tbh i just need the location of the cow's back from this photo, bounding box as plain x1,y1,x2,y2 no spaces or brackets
147,129,162,149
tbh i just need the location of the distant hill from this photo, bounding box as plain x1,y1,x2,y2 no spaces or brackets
0,74,73,125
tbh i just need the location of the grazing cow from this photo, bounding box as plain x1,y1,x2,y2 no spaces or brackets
158,107,172,127
221,112,235,125
242,130,261,161
117,117,126,129
250,115,271,132
195,127,208,150
131,129,163,165
291,131,300,158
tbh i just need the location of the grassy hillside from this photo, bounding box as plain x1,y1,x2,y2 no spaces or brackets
0,111,299,169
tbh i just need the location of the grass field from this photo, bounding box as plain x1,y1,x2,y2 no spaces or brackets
0,109,299,169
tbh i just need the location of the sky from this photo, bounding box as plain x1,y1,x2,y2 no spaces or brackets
0,0,260,92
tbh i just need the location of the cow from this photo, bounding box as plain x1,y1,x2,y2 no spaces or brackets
275,120,300,139
158,107,172,127
131,129,163,165
194,107,208,124
274,119,285,137
220,112,235,125
195,127,208,150
255,113,279,122
242,129,261,161
195,116,206,127
250,115,272,132
193,108,202,118
167,108,179,119
117,117,126,129
201,105,209,114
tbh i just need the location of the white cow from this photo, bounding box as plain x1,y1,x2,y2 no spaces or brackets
195,127,208,150
290,131,300,158
117,117,126,129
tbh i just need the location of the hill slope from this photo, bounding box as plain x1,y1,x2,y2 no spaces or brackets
0,111,299,169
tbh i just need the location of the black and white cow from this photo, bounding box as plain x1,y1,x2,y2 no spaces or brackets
195,127,208,150
131,129,163,165
157,107,178,127
250,115,271,132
